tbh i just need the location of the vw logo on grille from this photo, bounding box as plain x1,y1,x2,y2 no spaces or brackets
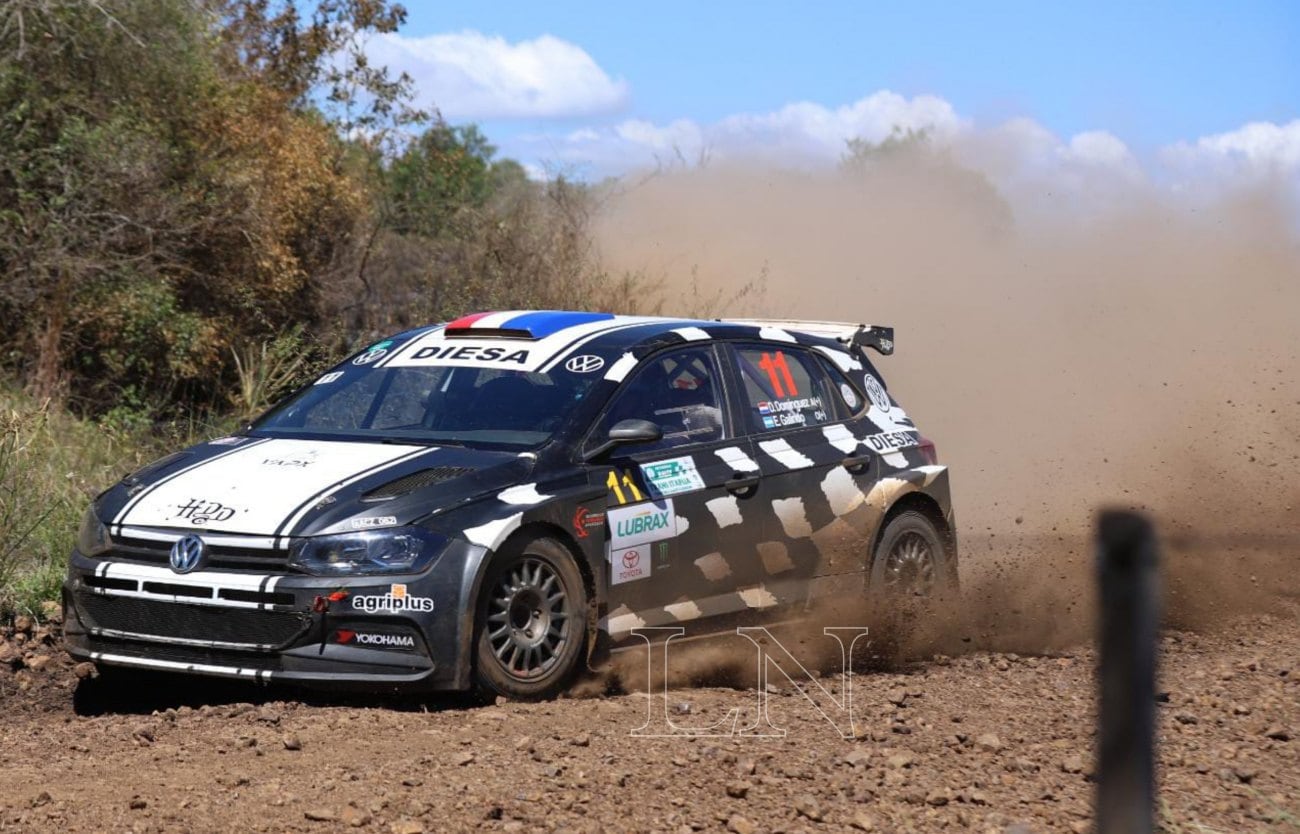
169,534,208,574
564,354,605,373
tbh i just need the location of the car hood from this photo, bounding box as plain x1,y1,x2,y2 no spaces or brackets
107,436,533,538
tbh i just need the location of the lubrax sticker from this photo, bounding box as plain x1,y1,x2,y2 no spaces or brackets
607,499,677,550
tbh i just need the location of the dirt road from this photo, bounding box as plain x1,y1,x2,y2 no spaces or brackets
1,541,1296,834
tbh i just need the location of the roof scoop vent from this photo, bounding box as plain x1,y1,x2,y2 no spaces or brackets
361,467,474,502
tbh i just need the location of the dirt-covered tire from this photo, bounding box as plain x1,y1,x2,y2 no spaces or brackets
869,510,954,599
473,536,588,700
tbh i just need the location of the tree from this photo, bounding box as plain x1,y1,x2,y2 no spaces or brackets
385,123,499,237
0,0,394,411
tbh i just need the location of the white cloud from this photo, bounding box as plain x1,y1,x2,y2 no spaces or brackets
492,84,1297,220
710,92,964,161
505,90,966,175
1161,119,1300,174
1063,131,1138,170
614,119,705,152
365,30,629,120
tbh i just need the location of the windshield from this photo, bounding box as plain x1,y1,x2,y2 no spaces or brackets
251,362,599,449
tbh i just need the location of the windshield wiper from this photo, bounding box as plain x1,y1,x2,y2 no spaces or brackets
378,435,461,447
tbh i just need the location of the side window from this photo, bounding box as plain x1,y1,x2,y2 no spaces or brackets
733,345,834,432
594,347,727,452
815,355,868,419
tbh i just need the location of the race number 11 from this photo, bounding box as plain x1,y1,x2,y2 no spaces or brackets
759,351,798,398
607,470,644,505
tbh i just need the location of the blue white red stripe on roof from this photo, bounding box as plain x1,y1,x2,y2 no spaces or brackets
445,310,617,339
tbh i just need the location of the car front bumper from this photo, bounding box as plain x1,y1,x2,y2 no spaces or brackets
62,541,488,693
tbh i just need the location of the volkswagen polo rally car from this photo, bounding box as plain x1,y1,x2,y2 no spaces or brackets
64,311,957,698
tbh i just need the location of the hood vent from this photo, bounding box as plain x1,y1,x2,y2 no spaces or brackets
361,466,475,502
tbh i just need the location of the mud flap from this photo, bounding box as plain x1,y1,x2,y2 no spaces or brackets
584,602,610,673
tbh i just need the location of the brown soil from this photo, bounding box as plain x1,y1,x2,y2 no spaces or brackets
2,544,1296,834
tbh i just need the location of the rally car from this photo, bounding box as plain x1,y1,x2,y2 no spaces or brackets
64,311,957,699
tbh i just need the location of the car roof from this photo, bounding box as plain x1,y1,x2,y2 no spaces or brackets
429,310,846,354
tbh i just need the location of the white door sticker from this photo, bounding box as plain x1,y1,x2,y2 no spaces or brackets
607,499,677,550
640,457,706,497
611,546,651,584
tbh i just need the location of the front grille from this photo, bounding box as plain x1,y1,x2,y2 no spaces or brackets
90,640,283,671
76,592,308,648
108,539,288,572
362,466,474,501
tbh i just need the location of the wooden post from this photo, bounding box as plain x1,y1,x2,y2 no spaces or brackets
1095,510,1159,834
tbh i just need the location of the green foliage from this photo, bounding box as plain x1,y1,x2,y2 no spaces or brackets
0,413,52,596
0,386,212,618
386,122,501,237
210,0,425,135
231,325,328,419
0,0,406,414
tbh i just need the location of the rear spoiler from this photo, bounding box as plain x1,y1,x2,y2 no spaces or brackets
721,318,895,356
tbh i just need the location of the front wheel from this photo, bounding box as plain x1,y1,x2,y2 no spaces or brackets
473,536,588,700
869,510,954,599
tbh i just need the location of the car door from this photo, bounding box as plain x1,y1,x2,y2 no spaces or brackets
723,342,876,607
587,344,763,635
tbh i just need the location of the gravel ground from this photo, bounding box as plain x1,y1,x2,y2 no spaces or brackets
0,579,1296,834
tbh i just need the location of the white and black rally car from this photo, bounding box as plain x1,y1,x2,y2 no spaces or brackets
64,311,957,698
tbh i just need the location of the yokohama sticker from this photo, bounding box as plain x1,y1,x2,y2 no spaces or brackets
607,499,677,549
351,584,435,613
333,629,416,650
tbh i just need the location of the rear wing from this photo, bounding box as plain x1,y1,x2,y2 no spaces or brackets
721,318,895,356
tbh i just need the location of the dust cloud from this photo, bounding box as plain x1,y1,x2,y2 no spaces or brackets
591,151,1300,665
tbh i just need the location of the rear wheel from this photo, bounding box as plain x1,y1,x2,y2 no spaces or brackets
870,510,952,599
474,536,588,699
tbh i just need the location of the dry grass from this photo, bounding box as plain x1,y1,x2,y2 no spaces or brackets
0,387,225,618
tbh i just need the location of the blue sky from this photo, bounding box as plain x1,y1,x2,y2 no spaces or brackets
369,1,1300,181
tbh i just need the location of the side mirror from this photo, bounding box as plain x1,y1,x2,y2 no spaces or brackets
584,418,662,461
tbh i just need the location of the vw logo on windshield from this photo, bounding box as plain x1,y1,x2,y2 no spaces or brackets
169,534,207,574
352,348,387,366
564,354,605,373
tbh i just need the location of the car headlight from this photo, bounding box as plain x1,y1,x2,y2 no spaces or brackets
77,506,113,557
288,527,449,576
